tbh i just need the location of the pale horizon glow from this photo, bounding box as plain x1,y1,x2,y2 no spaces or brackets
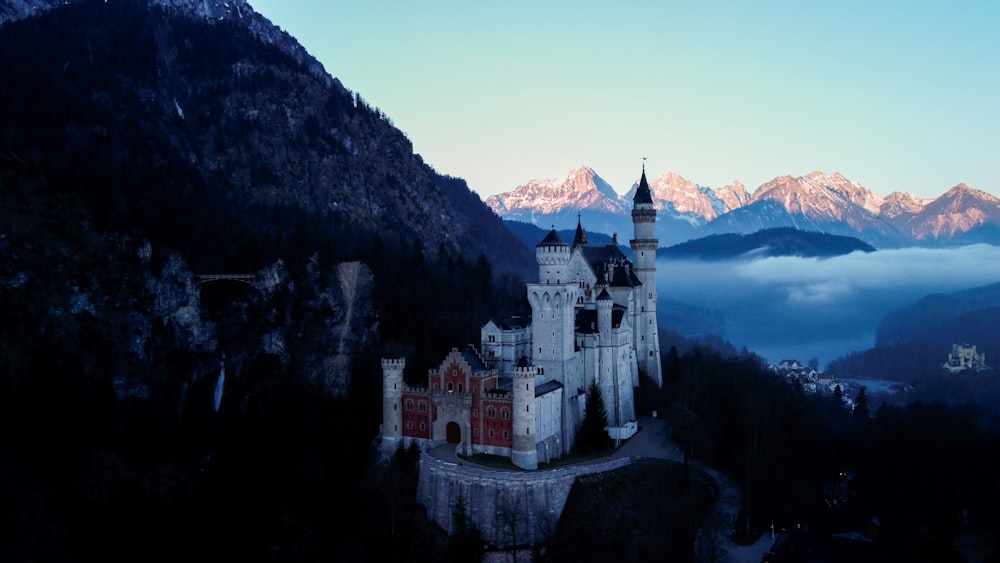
247,1,999,200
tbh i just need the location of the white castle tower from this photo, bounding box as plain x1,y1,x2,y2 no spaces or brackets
379,357,406,458
511,365,539,470
630,163,663,386
526,229,582,454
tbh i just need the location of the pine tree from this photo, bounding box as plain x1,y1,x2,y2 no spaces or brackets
580,380,610,453
447,494,484,563
853,385,870,422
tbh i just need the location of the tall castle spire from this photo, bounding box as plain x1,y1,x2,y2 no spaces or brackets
573,213,588,248
630,159,662,387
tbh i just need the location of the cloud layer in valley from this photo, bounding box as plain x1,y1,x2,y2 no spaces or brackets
659,244,1000,367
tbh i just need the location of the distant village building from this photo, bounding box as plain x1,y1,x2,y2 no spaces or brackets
378,166,663,470
943,343,988,373
770,358,821,392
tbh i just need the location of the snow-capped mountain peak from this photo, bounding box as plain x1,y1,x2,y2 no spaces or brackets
485,166,625,217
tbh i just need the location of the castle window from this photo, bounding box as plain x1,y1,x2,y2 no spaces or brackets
489,429,495,438
538,367,544,375
503,431,509,439
526,405,530,412
489,350,495,357
527,428,531,435
447,382,454,392
407,421,413,430
419,422,425,431
458,383,463,392
473,408,479,417
405,400,413,411
418,401,427,412
394,404,397,411
650,351,654,357
488,406,496,418
489,334,496,342
539,347,542,354
501,408,510,419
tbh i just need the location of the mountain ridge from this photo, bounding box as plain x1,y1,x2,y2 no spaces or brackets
488,166,1000,248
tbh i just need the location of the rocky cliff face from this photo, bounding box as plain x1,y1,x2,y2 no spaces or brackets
0,0,534,403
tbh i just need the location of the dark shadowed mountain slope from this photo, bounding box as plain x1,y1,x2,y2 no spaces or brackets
0,0,532,278
875,282,1000,352
0,3,536,559
827,282,1000,386
661,228,876,260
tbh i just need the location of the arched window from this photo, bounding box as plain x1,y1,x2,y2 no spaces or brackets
489,429,495,438
405,400,413,411
418,401,427,412
458,383,463,392
447,382,454,392
503,431,509,439
406,421,412,430
501,408,510,420
488,406,496,418
419,422,426,431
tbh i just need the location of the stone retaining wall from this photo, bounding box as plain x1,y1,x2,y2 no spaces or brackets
417,452,636,548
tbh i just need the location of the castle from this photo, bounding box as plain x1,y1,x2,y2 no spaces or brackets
943,343,988,373
379,166,662,470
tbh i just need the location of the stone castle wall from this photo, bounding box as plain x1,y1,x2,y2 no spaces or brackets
417,451,634,548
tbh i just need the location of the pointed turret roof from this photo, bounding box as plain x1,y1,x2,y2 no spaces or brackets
573,214,588,248
537,227,567,247
633,162,654,205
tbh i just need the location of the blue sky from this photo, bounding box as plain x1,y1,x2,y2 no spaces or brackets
247,1,999,200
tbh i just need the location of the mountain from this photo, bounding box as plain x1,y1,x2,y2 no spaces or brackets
696,171,905,248
491,168,1000,248
1,0,532,278
875,282,1000,351
891,184,1000,243
0,2,535,558
485,166,633,239
622,172,748,222
661,228,876,260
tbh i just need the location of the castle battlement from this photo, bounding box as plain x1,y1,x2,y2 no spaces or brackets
481,390,511,401
381,358,406,369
